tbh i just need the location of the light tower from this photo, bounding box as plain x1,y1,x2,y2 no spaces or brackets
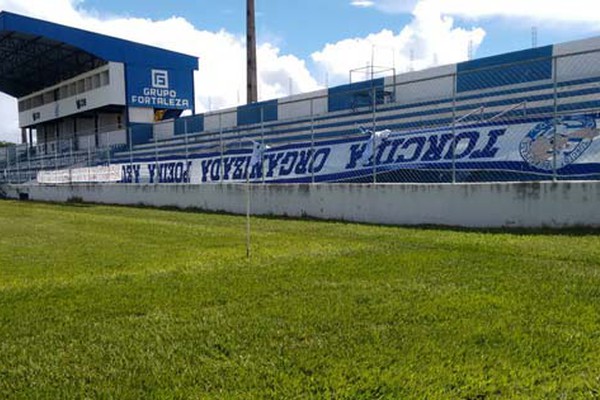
246,0,258,104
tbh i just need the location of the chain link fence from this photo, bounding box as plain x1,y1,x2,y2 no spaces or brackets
3,48,600,186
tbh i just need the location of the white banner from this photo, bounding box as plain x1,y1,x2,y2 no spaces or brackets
37,165,121,184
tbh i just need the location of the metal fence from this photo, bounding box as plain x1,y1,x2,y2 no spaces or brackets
3,47,600,185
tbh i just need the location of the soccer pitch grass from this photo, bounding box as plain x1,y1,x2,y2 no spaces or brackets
1,200,600,399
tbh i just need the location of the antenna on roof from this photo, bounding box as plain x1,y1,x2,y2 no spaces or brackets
532,26,538,48
246,0,258,104
468,39,474,61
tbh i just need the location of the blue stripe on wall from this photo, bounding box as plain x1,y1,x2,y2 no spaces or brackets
175,114,204,135
457,46,553,93
237,100,278,126
328,78,385,112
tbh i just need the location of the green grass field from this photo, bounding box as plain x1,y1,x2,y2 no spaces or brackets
1,199,600,399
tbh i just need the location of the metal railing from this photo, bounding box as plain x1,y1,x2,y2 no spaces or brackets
2,48,600,185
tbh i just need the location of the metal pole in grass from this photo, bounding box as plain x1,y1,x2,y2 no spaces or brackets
246,143,252,259
246,140,262,258
246,167,251,258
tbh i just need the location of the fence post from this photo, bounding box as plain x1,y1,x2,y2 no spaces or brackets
6,148,11,184
219,113,224,183
154,128,159,184
70,138,74,168
310,98,315,184
16,146,21,183
451,72,457,184
128,127,134,173
261,106,265,184
552,56,558,182
2,148,6,184
54,138,58,172
106,132,111,167
87,136,92,168
372,85,377,183
184,119,189,177
40,142,45,172
27,143,32,182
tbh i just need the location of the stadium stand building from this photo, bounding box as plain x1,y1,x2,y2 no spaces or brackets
0,11,198,151
1,11,600,186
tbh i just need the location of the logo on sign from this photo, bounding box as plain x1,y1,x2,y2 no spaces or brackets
130,69,190,109
76,98,87,110
520,114,599,170
151,70,169,89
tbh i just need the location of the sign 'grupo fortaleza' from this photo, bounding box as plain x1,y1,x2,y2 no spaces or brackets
127,67,193,110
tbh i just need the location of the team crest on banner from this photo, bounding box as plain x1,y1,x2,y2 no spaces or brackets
519,114,600,170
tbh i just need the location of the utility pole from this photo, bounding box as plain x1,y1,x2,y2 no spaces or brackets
247,0,258,104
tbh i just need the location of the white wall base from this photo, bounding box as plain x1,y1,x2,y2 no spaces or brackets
3,181,600,228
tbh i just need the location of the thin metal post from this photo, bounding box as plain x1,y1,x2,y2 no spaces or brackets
261,106,265,183
70,139,74,167
6,149,10,184
128,127,134,171
184,119,189,176
54,139,58,172
451,73,457,184
87,136,92,168
2,148,6,184
27,144,32,182
219,113,224,183
106,132,111,167
310,99,315,184
246,158,251,259
15,146,21,183
40,142,45,172
372,86,377,183
552,56,558,181
154,129,159,184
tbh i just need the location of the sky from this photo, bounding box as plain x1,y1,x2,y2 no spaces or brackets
1,0,600,142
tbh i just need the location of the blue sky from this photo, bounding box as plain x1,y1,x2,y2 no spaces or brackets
78,0,599,60
0,0,599,141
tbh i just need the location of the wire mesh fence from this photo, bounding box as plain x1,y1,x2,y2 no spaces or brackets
3,48,600,186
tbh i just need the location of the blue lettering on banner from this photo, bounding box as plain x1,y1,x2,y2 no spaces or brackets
145,161,192,184
200,148,333,182
120,164,141,183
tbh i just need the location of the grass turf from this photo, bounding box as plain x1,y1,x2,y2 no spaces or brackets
1,199,600,399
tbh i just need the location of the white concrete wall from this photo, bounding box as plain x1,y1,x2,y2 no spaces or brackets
3,181,600,228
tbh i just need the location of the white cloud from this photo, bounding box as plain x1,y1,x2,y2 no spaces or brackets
313,1,485,85
351,0,376,8
0,0,320,142
367,0,600,25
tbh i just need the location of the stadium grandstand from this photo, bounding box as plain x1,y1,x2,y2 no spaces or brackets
1,11,600,185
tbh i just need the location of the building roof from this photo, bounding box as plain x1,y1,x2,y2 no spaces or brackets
0,11,198,98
